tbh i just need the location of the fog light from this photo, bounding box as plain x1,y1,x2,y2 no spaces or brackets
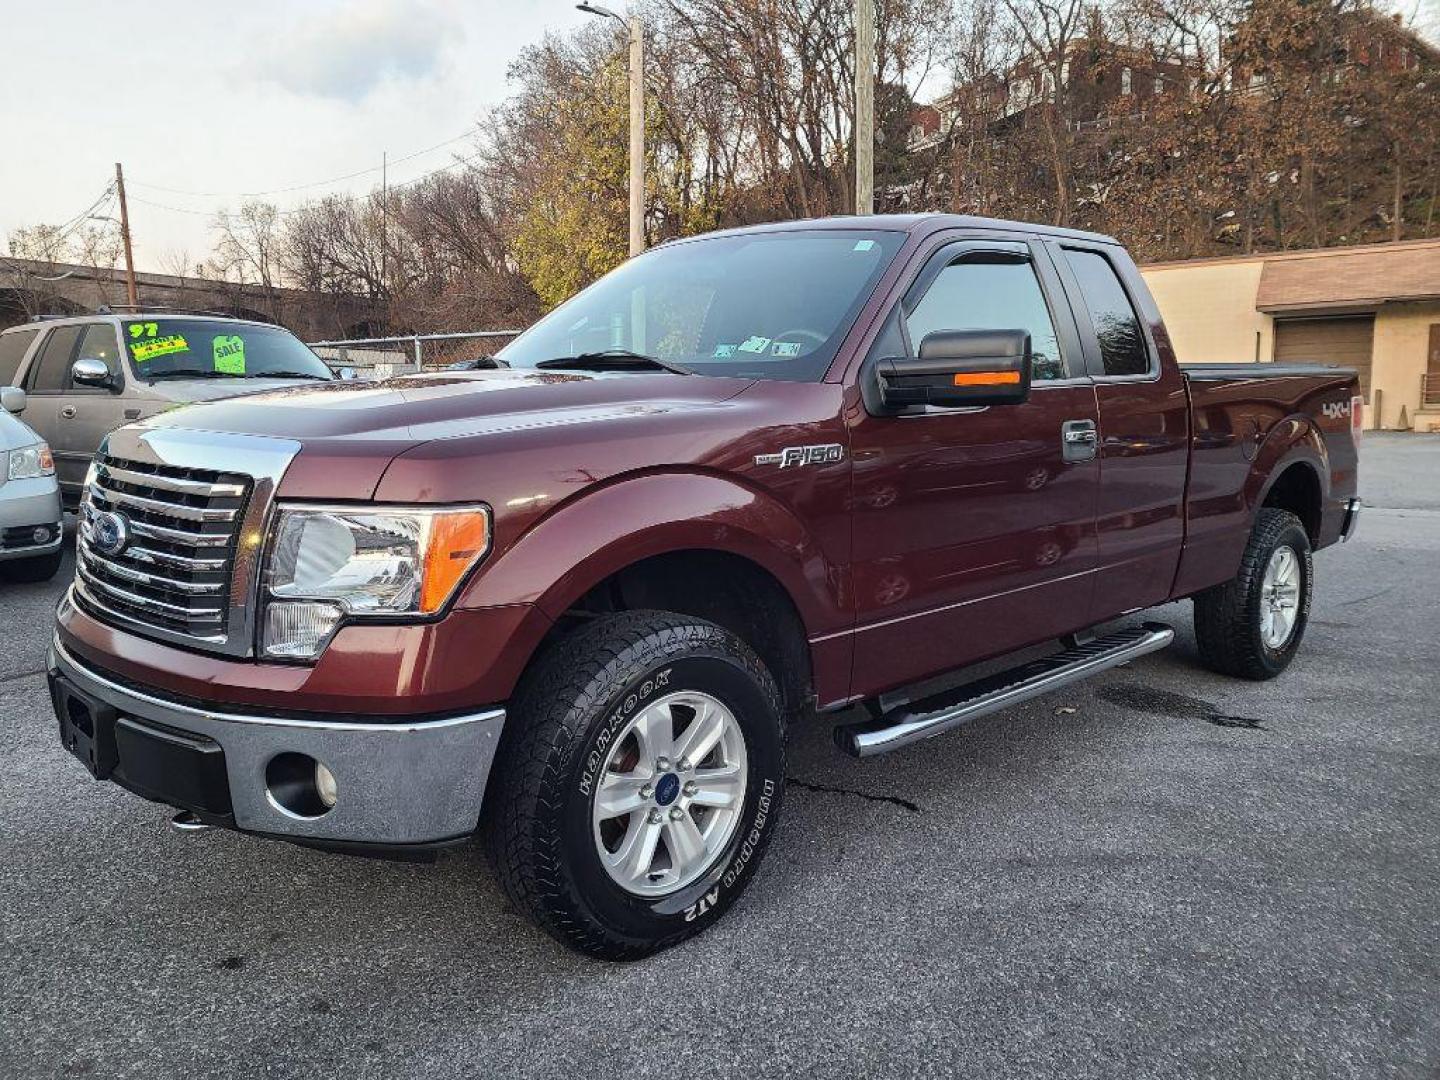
32,526,52,544
315,762,338,808
262,600,344,659
264,752,334,818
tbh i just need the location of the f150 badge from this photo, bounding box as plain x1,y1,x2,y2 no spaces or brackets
754,444,845,468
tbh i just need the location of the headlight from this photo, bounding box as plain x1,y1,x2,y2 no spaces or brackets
8,442,55,481
261,505,491,660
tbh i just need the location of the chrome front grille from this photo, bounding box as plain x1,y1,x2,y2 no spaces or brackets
78,455,251,643
71,426,302,657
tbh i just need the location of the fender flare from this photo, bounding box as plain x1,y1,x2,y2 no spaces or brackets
1246,415,1330,524
456,470,842,635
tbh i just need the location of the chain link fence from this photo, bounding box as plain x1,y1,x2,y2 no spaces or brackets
306,330,524,379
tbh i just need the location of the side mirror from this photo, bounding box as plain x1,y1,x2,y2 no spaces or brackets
0,387,25,414
72,357,116,389
877,329,1032,410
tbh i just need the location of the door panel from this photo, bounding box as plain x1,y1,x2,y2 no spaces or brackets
1050,243,1190,619
19,326,81,489
57,323,131,492
846,238,1100,698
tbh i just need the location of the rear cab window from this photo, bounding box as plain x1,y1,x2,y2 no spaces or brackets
0,328,40,387
1060,247,1153,378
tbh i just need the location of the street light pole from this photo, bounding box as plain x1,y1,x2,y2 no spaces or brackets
578,3,645,256
854,0,875,216
627,14,644,256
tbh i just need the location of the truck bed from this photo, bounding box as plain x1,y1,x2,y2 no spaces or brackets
1172,361,1361,599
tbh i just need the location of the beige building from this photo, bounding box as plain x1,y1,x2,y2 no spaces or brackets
1141,239,1440,432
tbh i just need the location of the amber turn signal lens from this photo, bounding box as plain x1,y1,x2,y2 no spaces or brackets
952,370,1022,386
419,510,492,614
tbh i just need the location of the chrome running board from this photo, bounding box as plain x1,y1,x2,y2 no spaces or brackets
834,622,1175,758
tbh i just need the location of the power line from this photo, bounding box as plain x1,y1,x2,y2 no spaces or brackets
48,183,117,240
127,152,483,220
127,130,476,199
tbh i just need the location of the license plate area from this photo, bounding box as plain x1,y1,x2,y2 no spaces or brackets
49,670,234,822
52,677,119,780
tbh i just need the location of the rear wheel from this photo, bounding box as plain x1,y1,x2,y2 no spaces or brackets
484,611,785,960
1,549,63,584
1193,508,1312,680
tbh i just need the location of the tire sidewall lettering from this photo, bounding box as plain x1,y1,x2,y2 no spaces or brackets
562,652,785,938
577,666,672,799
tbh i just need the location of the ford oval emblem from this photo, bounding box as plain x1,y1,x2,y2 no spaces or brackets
92,511,130,556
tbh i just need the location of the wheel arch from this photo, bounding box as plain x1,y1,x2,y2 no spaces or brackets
1248,417,1329,542
457,471,843,714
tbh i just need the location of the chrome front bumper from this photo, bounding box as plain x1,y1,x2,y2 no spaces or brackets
49,637,505,846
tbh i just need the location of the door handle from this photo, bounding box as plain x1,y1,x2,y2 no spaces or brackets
60,405,77,419
1061,419,1097,462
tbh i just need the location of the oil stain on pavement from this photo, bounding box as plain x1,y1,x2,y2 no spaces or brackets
1099,681,1268,731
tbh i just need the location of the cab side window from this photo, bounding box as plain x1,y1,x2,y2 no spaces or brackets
26,325,84,393
0,329,39,386
1061,248,1151,377
905,255,1067,381
77,323,122,373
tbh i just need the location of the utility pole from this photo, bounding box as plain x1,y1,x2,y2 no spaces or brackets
579,3,645,256
627,14,645,256
114,162,138,306
854,0,875,216
381,150,388,290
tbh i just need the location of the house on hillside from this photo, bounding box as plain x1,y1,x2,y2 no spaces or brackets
907,37,1196,153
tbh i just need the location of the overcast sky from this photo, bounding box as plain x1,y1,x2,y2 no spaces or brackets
0,0,582,270
4,0,1437,274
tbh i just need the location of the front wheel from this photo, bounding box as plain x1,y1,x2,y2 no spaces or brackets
1193,508,1313,680
484,611,786,959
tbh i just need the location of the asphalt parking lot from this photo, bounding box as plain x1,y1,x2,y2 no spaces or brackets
2,433,1437,1080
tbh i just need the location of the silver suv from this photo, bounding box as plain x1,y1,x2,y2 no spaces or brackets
0,312,333,506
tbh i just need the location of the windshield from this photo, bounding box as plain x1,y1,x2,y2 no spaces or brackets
499,229,905,382
123,319,333,381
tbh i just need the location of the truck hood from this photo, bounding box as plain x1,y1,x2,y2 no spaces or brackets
142,376,334,403
140,369,760,501
143,369,754,441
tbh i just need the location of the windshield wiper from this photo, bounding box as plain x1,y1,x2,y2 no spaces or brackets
240,371,330,380
534,350,692,375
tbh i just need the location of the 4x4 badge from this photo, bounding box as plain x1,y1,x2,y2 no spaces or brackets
754,444,845,468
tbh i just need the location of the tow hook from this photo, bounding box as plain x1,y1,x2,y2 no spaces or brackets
169,810,213,833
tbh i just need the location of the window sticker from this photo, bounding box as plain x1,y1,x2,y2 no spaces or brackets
771,341,802,357
737,335,772,354
130,335,190,363
212,334,246,374
128,322,159,339
712,343,737,358
853,239,876,252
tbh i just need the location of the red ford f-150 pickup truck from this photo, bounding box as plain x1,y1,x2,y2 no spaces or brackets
48,215,1361,958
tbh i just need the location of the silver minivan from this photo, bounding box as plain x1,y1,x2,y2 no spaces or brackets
0,312,333,505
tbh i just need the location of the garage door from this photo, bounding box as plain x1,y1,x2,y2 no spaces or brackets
1274,316,1374,402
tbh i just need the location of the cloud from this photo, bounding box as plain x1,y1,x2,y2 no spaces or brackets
258,0,459,102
